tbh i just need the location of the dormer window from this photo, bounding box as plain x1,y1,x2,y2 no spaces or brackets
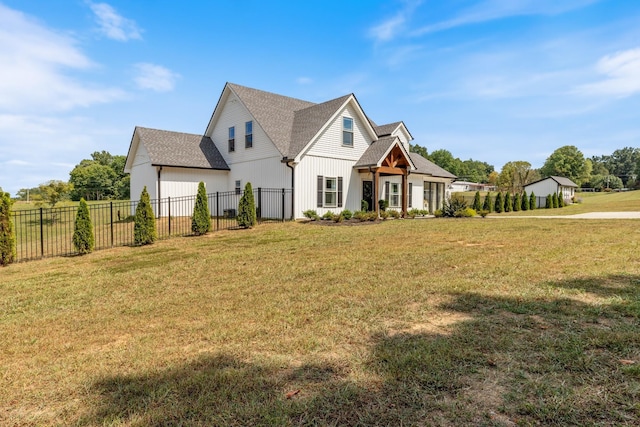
228,126,235,152
342,117,353,147
245,121,253,148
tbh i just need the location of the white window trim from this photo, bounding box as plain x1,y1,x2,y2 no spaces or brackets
342,117,354,147
324,177,337,208
245,121,253,149
390,182,401,208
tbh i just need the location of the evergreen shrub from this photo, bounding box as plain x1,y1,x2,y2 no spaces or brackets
72,198,94,254
237,182,257,228
191,182,211,235
134,186,157,245
0,192,16,266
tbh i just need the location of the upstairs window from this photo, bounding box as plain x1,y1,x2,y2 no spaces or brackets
245,121,253,148
228,127,235,152
342,117,353,147
235,180,241,195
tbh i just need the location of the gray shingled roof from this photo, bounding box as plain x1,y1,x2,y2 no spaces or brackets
354,136,398,168
374,121,402,137
227,83,315,157
136,127,229,170
550,176,578,187
409,153,457,178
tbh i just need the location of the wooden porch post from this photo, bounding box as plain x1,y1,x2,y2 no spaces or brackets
374,169,380,216
402,169,407,217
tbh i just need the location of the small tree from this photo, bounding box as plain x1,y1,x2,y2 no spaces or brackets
513,192,521,211
504,193,512,212
552,192,559,208
72,198,94,255
529,191,536,210
483,192,493,212
472,191,482,211
0,192,16,266
237,182,257,228
494,192,504,213
521,191,529,211
558,193,565,208
134,186,157,245
191,182,211,235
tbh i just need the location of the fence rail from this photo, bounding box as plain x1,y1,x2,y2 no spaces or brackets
11,188,292,262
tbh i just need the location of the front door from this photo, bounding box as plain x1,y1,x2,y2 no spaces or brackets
362,181,373,211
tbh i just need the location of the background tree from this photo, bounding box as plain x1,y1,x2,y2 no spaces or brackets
39,180,73,207
409,143,429,159
540,145,590,185
585,174,624,190
429,149,461,175
521,191,529,211
134,186,157,245
191,182,211,235
237,182,257,228
497,161,536,193
69,151,129,200
72,198,94,255
0,192,16,266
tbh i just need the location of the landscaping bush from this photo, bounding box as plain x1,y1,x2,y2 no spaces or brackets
434,209,443,217
0,191,16,266
388,210,401,219
361,200,369,211
353,210,366,221
134,186,157,246
558,194,565,207
380,210,390,220
545,194,552,209
494,192,504,213
303,210,320,220
322,211,334,220
72,198,94,255
483,192,493,212
529,191,536,210
521,191,529,211
504,192,512,212
333,212,344,223
513,192,521,211
378,199,388,211
454,207,476,217
407,208,420,218
478,209,490,218
472,191,482,211
191,182,211,235
237,182,257,228
341,209,353,220
552,192,559,208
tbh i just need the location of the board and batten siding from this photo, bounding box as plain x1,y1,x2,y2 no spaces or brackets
208,93,285,177
129,141,158,202
227,157,289,191
525,180,557,200
304,104,373,161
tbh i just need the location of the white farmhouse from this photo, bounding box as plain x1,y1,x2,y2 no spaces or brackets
124,83,456,219
524,176,578,206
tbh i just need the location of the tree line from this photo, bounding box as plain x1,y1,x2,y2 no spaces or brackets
411,144,640,192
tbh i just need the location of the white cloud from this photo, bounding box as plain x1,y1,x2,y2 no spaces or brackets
296,77,313,85
368,0,422,42
88,2,142,41
133,63,180,92
0,4,126,113
412,0,600,36
575,48,640,98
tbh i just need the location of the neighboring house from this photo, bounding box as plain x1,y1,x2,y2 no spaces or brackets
449,181,494,193
524,176,578,205
124,83,456,219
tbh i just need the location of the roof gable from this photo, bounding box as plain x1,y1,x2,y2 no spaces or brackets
524,176,578,188
409,153,457,179
374,121,413,141
354,136,416,170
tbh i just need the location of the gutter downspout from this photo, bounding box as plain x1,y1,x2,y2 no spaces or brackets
157,166,163,218
284,158,295,220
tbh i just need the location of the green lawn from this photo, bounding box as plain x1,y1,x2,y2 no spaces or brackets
1,202,639,425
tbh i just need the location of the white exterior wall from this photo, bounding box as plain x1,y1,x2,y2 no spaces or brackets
525,179,558,199
207,92,288,191
391,127,412,152
129,141,158,201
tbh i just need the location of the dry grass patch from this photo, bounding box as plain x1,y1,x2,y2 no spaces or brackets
1,219,639,425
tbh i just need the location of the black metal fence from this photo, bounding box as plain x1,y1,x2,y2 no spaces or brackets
454,194,562,209
11,188,292,262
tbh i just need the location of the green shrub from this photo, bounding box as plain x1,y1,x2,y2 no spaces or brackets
521,191,529,211
494,192,504,213
504,193,512,212
454,207,476,217
361,200,369,211
472,191,482,211
0,192,16,266
322,211,334,220
389,210,401,219
558,194,565,207
545,194,552,209
333,212,344,223
191,182,211,235
72,198,94,255
237,182,257,228
134,186,157,246
552,192,559,208
380,210,390,219
529,192,536,210
407,208,420,218
341,209,353,220
378,199,388,211
434,209,443,218
442,194,468,217
478,209,490,218
367,211,378,221
483,192,493,212
353,210,366,221
419,209,429,216
303,210,320,220
513,192,521,211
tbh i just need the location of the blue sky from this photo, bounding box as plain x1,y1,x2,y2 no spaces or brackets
1,0,639,196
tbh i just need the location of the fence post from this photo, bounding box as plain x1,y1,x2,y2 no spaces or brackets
39,207,44,258
110,202,114,247
257,187,262,222
168,197,171,236
281,188,285,222
216,192,220,231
